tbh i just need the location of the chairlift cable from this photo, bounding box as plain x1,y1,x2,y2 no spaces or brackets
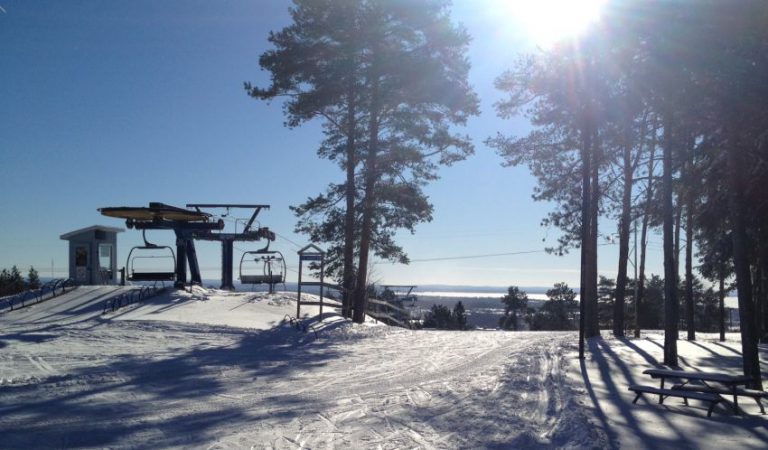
274,232,304,250
408,249,544,262
406,242,618,263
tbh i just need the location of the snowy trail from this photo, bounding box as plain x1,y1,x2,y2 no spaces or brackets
0,285,135,328
7,282,768,450
0,290,603,449
6,289,764,449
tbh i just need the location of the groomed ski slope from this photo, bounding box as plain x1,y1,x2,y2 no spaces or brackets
0,287,766,449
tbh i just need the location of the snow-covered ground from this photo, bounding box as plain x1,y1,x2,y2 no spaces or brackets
0,287,765,449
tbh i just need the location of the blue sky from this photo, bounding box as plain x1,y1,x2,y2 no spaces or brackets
0,0,664,288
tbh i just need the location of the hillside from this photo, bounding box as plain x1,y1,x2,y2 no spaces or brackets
0,287,765,449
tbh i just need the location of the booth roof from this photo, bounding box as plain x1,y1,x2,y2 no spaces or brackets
60,225,125,240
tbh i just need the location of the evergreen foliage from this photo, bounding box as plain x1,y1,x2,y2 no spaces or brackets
0,266,39,297
27,266,41,290
453,301,467,331
0,269,10,296
490,0,768,381
638,275,665,330
249,0,479,322
423,301,470,330
499,286,528,330
530,282,578,331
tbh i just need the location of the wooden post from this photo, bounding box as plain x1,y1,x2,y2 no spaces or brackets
297,260,303,318
319,257,324,318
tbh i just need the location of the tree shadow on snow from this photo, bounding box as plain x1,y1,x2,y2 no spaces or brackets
0,321,345,449
1,287,124,328
582,336,768,449
580,337,697,449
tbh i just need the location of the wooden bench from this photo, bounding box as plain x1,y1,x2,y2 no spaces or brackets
671,383,768,414
642,368,763,415
628,384,724,417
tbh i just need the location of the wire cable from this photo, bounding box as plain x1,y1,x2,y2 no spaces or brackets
408,249,544,262
274,232,304,250
406,242,618,263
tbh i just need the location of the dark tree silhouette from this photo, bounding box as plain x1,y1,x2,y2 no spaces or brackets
500,286,528,331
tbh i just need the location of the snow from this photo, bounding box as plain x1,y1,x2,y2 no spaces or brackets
0,286,765,449
576,333,768,449
112,286,346,330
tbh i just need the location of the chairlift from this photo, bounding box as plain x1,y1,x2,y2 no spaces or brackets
239,243,286,292
383,285,418,306
126,230,176,282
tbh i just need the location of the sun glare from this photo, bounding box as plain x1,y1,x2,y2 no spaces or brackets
500,0,607,48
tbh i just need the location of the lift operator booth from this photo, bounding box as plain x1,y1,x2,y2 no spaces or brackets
60,225,124,285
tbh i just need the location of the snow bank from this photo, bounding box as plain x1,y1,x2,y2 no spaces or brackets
111,287,340,330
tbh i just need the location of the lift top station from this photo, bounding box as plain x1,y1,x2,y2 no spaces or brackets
99,202,275,290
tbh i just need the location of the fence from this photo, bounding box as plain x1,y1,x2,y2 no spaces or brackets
102,285,166,314
367,297,416,329
0,278,75,313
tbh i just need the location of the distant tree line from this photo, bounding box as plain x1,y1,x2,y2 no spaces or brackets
0,266,40,297
500,283,578,331
595,274,729,334
422,301,469,331
502,276,729,333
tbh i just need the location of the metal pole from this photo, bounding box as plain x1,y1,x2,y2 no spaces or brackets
175,234,187,289
220,239,234,290
267,257,274,294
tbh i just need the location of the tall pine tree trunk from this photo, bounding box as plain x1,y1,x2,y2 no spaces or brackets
685,143,696,341
614,127,633,337
758,240,768,343
662,112,679,367
636,125,657,338
636,211,650,335
725,127,762,389
719,272,726,342
753,265,763,343
674,206,682,286
579,124,593,358
353,64,381,324
342,78,357,319
685,163,695,341
586,130,601,338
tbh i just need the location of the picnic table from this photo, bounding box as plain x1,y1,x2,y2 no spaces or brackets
629,368,766,416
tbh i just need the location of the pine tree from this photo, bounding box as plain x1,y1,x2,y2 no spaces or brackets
0,269,10,296
248,0,364,317
423,304,452,329
9,266,24,295
251,0,479,323
500,286,528,330
27,266,41,290
453,301,467,331
531,282,578,330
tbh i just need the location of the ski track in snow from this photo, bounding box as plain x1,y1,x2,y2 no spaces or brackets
0,288,604,449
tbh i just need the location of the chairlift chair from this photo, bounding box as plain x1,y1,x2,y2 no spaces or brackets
126,230,177,282
239,244,286,292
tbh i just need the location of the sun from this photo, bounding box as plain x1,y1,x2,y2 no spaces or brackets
498,0,607,48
